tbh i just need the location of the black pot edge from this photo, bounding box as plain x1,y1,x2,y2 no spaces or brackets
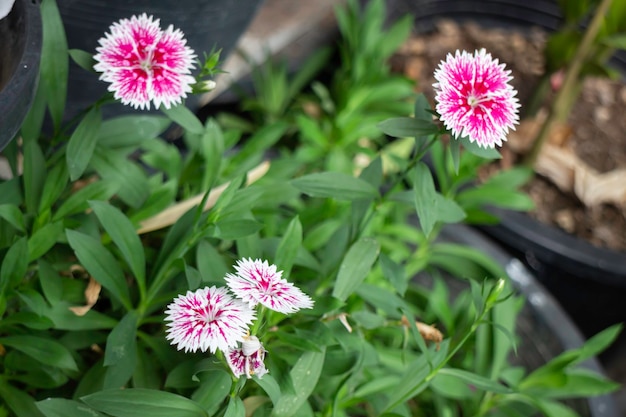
0,0,42,152
440,223,619,417
480,206,626,287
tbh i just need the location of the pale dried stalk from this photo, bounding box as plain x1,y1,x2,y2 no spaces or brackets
137,161,271,234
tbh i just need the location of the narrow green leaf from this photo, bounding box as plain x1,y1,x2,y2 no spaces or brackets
162,104,204,135
333,237,380,301
28,221,64,261
377,117,438,138
437,368,512,394
198,119,224,192
0,378,45,417
67,107,103,181
271,348,326,417
255,374,282,405
91,151,149,208
104,311,139,389
0,237,28,293
275,216,302,278
0,335,78,371
38,163,69,214
0,204,26,232
89,201,145,287
40,0,68,130
66,229,132,310
23,139,47,214
291,172,379,201
98,115,171,148
379,253,406,296
214,219,263,240
53,180,119,221
81,388,208,417
413,163,438,237
37,398,107,417
69,49,97,73
38,260,63,305
223,397,244,417
191,371,232,415
458,135,501,159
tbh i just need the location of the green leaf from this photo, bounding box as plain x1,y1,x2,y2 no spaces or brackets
430,372,474,399
28,221,64,261
379,253,406,296
37,398,106,417
67,107,103,180
53,180,119,221
91,151,150,208
437,368,512,394
0,204,25,232
580,323,622,362
0,378,45,417
0,335,77,371
38,260,62,304
223,397,244,417
603,33,626,49
104,311,139,389
255,374,282,405
40,0,68,131
89,201,145,288
538,368,620,399
0,237,28,293
291,172,379,201
69,48,97,73
23,139,47,214
162,104,204,135
458,135,501,159
191,370,232,414
377,117,438,138
275,216,302,278
198,119,224,191
66,229,132,310
214,218,263,240
413,163,438,237
98,115,171,148
38,163,69,214
333,237,380,301
81,389,208,417
271,348,326,417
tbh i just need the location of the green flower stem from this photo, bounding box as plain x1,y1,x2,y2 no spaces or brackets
525,0,613,166
250,305,267,336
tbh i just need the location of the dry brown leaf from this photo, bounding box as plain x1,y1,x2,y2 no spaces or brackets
69,277,101,316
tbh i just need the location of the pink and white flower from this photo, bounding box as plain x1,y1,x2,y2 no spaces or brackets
94,14,196,110
226,335,268,379
433,49,519,148
225,258,314,314
164,286,255,354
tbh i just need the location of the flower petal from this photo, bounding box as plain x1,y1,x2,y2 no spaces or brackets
225,258,314,314
164,286,256,354
433,49,519,148
94,14,196,110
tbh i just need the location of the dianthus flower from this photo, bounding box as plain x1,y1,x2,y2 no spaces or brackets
164,286,255,354
226,335,268,379
225,258,314,314
433,49,519,148
94,14,196,110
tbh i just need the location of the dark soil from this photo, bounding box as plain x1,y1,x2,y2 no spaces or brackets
391,20,626,252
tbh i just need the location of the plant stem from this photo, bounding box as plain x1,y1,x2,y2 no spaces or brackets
524,0,613,166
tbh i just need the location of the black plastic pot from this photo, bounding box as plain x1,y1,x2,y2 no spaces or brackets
58,0,265,122
435,224,619,417
0,0,42,151
391,0,626,337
